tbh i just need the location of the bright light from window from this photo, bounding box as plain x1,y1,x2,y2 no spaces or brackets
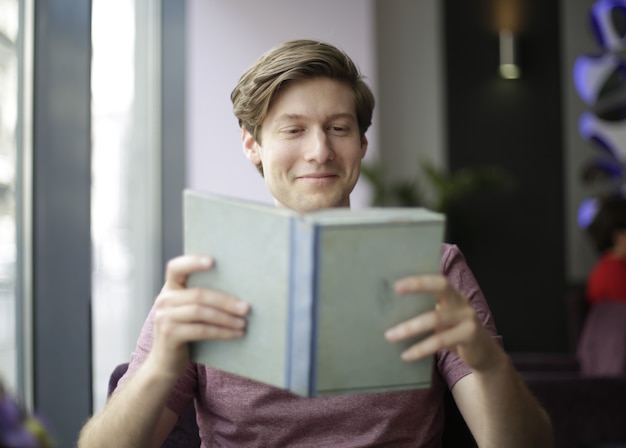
91,0,161,411
0,0,20,397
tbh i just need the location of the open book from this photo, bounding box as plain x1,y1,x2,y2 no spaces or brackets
184,189,445,397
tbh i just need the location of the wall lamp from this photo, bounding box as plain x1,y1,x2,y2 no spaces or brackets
491,0,524,79
499,29,520,79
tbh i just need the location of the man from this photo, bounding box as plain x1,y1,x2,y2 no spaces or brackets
78,39,553,447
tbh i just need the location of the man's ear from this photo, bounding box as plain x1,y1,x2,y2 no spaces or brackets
242,128,262,166
360,135,368,159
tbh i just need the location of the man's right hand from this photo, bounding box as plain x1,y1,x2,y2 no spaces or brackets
149,255,251,379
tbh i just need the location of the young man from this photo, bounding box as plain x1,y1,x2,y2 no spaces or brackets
78,40,553,447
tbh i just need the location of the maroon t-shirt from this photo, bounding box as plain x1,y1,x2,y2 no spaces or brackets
122,243,500,447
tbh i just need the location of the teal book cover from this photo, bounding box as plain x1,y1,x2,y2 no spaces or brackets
184,189,445,397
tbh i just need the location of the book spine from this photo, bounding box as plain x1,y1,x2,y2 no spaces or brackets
309,226,321,396
286,218,317,396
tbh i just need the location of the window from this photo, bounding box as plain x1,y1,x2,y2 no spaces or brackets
0,0,24,399
91,0,161,411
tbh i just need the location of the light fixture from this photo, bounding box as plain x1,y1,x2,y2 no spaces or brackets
499,29,520,79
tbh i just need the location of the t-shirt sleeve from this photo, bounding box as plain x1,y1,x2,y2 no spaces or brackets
117,305,198,416
435,243,503,389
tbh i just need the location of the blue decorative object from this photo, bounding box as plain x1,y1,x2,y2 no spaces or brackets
589,0,626,50
0,383,55,448
573,53,626,105
582,155,625,183
578,197,600,229
579,112,626,160
574,0,626,229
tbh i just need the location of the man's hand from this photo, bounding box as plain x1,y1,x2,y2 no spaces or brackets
384,274,498,372
77,255,251,448
384,274,555,447
149,255,251,378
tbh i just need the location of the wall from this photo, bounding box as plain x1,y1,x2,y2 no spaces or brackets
184,1,600,354
32,1,92,445
561,0,598,282
443,0,567,352
186,0,378,209
186,0,445,210
375,0,446,184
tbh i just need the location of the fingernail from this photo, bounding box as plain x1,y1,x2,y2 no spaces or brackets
394,279,409,293
200,257,213,267
237,302,250,314
385,328,398,340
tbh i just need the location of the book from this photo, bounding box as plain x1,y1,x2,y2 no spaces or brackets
184,189,445,397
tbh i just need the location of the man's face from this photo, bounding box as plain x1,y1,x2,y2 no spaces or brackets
242,77,368,213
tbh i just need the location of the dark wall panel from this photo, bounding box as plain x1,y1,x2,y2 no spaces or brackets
443,0,567,352
33,0,92,445
161,0,186,275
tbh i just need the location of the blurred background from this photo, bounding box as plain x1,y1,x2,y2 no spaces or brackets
0,0,614,446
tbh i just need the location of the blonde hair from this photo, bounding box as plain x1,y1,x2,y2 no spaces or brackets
231,39,375,145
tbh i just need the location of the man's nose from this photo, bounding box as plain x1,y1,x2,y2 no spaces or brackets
304,128,334,163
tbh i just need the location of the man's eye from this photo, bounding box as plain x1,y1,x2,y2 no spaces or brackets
329,125,348,133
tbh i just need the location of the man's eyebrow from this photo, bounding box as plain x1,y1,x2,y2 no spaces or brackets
327,112,356,121
274,112,356,123
274,114,304,123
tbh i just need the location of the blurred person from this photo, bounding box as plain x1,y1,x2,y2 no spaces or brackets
585,193,626,305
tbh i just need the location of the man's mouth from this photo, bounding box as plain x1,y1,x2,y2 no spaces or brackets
297,173,337,180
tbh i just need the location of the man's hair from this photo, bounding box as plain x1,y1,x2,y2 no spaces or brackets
231,39,375,172
587,194,626,254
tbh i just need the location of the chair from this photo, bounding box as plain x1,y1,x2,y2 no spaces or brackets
108,363,200,448
108,363,475,447
510,293,626,448
442,387,477,447
577,301,626,376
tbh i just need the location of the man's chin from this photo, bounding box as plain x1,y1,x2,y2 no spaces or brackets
270,183,353,213
291,194,350,213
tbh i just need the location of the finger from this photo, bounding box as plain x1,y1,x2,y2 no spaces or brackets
399,318,476,362
384,307,467,342
395,274,468,309
394,274,449,295
153,300,249,349
158,320,246,344
164,255,214,290
184,323,246,341
163,301,249,331
157,287,250,317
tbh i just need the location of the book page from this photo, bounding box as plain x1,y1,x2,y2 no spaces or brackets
313,221,442,395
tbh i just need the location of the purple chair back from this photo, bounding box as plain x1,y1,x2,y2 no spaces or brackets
108,363,201,447
577,301,626,377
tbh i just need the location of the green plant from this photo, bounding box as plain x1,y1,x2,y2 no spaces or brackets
360,159,515,212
